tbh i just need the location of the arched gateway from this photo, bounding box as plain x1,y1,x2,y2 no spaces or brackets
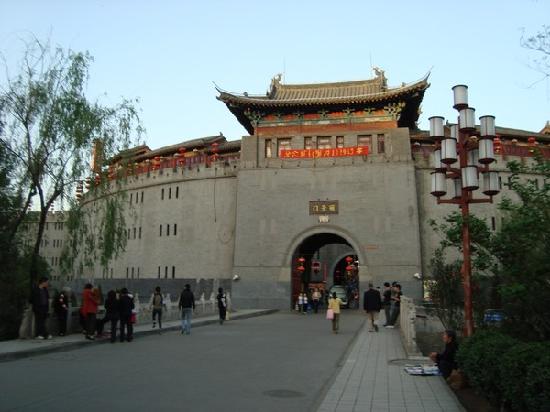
286,228,366,310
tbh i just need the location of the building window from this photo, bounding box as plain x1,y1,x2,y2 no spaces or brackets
130,193,133,204
169,187,172,199
158,266,160,279
317,136,331,149
336,136,344,148
126,267,129,279
141,191,144,203
491,217,496,231
127,229,130,240
172,266,175,279
159,225,163,236
277,138,292,157
164,266,168,279
176,186,179,199
265,139,273,158
167,224,170,236
133,227,136,239
174,224,177,236
161,188,164,200
137,267,140,279
139,227,142,239
110,268,113,278
136,192,139,204
358,135,372,150
304,137,315,150
131,267,134,279
377,134,385,154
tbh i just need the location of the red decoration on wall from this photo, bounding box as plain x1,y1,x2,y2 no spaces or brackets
280,146,369,159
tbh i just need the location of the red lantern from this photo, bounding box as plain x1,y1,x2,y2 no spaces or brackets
297,265,305,272
345,256,353,263
493,137,502,155
346,265,354,272
298,257,305,263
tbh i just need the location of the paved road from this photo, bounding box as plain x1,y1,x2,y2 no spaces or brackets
0,311,365,412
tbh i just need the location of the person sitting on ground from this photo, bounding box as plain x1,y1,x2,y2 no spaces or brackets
429,330,459,379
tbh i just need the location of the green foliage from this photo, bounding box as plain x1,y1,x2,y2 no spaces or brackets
500,341,547,411
61,187,129,276
492,154,550,341
456,329,517,405
459,329,550,412
0,38,142,284
427,249,463,331
524,349,550,412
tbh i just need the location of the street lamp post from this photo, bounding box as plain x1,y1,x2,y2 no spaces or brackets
429,85,501,337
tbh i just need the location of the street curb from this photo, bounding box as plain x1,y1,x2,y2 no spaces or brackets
0,309,278,363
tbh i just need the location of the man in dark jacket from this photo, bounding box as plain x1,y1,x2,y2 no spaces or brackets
31,277,51,339
118,288,135,342
363,282,382,332
178,284,195,335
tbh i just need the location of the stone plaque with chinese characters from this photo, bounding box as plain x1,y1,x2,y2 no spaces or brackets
309,200,339,215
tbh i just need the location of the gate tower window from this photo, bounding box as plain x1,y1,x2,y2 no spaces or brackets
277,138,291,157
336,136,344,148
358,135,372,150
304,137,315,150
317,136,331,149
377,134,385,154
265,139,273,158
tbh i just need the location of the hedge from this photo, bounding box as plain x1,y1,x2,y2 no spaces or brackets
457,329,550,411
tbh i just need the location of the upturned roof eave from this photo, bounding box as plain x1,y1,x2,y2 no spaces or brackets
217,80,429,108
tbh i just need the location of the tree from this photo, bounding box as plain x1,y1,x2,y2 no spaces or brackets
429,153,550,341
521,25,550,84
0,39,143,289
492,153,550,341
427,213,496,332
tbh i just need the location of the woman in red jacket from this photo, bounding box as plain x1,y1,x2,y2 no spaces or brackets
82,284,100,340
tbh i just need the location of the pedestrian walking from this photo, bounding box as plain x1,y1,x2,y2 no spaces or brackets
97,290,120,342
302,293,309,314
150,286,164,330
216,287,227,325
297,293,304,313
119,288,135,342
328,292,342,334
81,284,99,340
53,289,69,336
30,276,52,340
382,282,392,326
178,284,195,335
386,284,402,328
363,282,382,332
312,288,321,313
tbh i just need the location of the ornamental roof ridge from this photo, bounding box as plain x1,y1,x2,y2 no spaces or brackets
216,72,430,105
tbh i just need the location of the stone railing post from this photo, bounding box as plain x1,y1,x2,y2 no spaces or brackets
399,295,420,356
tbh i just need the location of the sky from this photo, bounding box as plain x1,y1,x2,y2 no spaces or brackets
1,0,549,150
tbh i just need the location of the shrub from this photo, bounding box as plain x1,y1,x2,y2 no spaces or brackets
457,329,517,405
500,342,546,411
524,349,550,412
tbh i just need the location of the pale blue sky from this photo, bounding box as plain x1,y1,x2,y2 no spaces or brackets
1,0,549,149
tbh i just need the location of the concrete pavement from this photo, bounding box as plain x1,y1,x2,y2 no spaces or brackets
317,322,465,412
0,309,277,362
0,310,464,412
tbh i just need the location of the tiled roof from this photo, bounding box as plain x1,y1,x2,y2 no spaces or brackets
217,74,429,107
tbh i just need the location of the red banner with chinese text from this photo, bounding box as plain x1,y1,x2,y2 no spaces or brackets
280,146,369,159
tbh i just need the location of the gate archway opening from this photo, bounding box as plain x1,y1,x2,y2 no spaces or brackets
291,233,359,310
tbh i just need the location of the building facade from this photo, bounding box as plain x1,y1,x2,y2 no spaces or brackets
29,71,550,308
